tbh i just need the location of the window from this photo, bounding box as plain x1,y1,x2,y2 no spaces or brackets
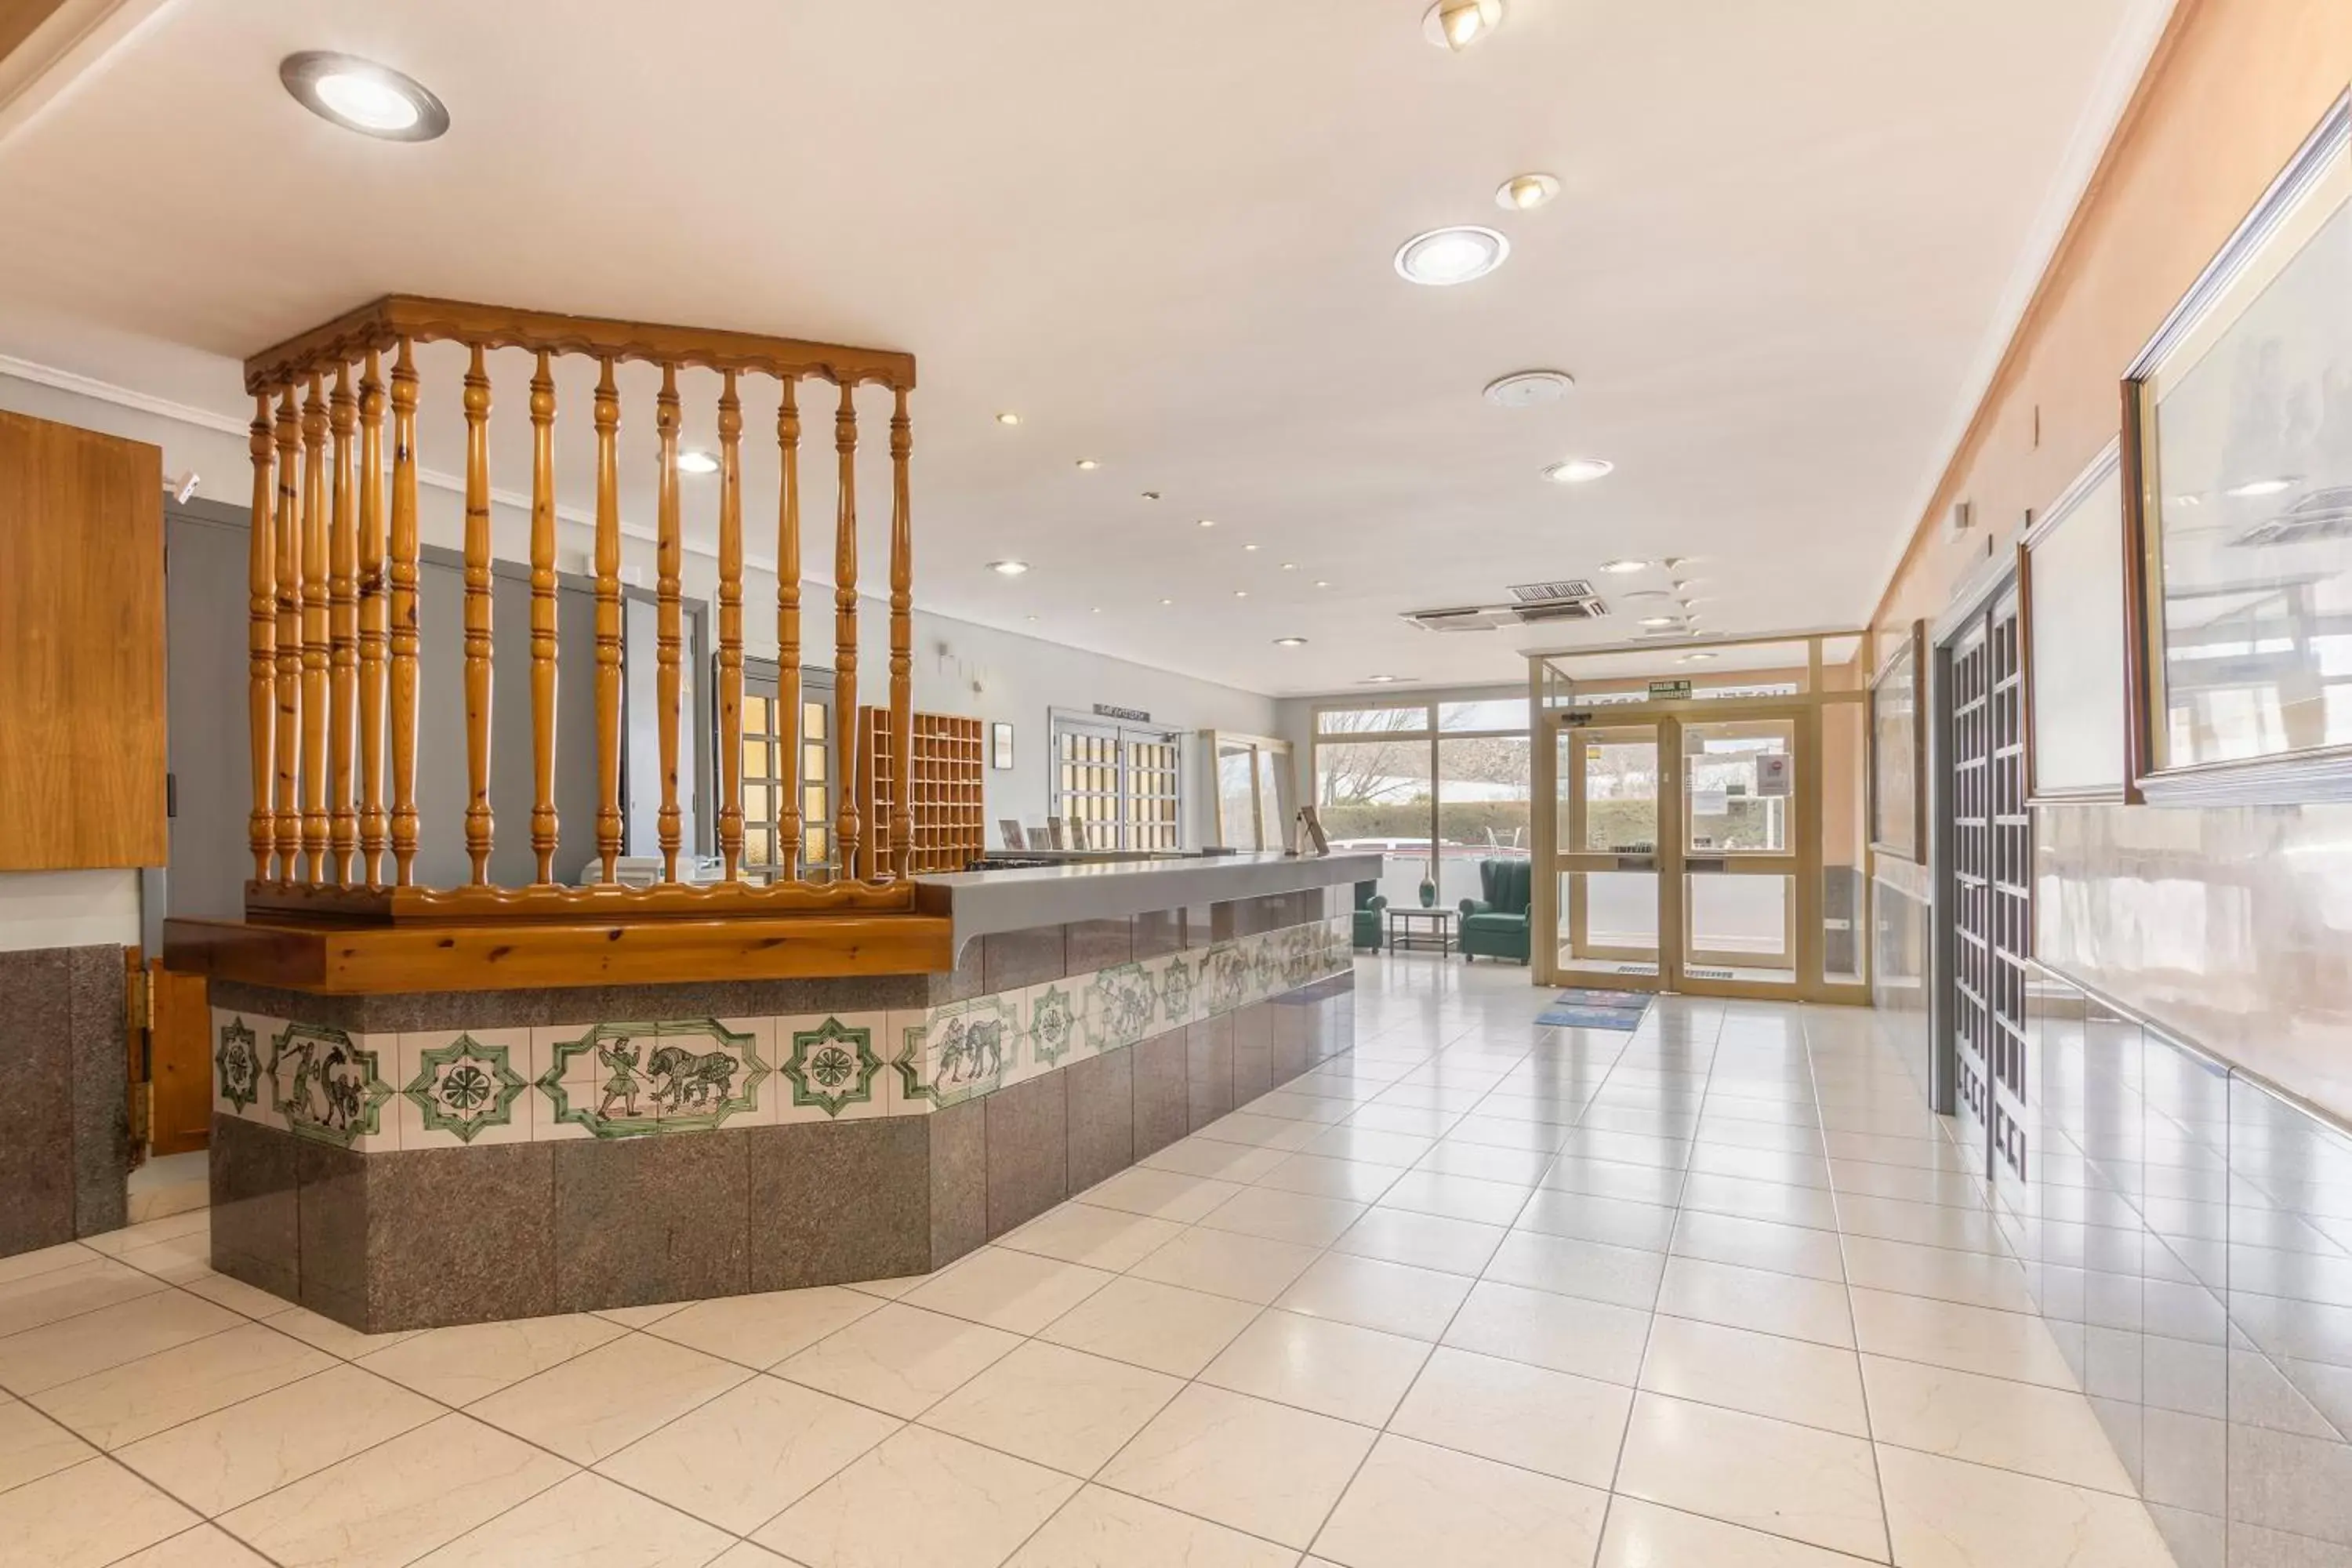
1311,694,1533,908
1051,712,1183,851
736,660,836,877
1208,731,1294,850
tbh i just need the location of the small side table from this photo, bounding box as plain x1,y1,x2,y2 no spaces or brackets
1387,906,1457,955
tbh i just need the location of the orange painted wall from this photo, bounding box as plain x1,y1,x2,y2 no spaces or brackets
1873,0,2352,638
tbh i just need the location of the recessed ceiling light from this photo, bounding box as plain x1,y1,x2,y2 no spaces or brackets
1496,172,1560,212
1679,652,1717,663
1091,607,1102,614
1314,579,1331,588
1361,673,1407,684
676,449,720,475
281,53,448,141
1483,369,1573,408
1543,456,1614,485
1233,590,1249,598
1599,558,1648,574
1243,543,1259,552
988,559,1030,576
1639,615,1682,628
1274,637,1308,648
1423,0,1503,50
1160,597,1174,606
1075,458,1100,470
1395,226,1510,287
1142,490,1161,501
2225,476,2297,498
1197,518,1217,528
1281,562,1298,571
994,412,1022,426
1026,615,1040,622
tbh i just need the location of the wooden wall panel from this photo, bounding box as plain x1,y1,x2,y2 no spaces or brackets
0,409,166,868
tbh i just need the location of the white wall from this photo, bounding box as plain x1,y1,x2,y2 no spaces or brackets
0,371,1277,902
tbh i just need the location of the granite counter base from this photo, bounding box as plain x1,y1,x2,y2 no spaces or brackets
211,971,1356,1331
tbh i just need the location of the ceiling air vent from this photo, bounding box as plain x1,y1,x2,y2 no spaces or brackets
1400,605,1516,633
1508,579,1598,602
1513,597,1606,624
2232,486,2352,548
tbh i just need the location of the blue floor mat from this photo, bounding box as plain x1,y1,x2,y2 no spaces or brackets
1534,988,1653,1030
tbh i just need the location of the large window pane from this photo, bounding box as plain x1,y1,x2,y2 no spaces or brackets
1436,735,1530,906
1316,738,1432,907
1217,745,1258,850
1318,705,1427,735
1438,698,1529,731
1582,731,1658,852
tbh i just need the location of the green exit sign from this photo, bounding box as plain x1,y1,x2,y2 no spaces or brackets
1648,679,1692,700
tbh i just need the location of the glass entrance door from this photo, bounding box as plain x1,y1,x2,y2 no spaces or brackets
1552,723,1664,984
1541,699,1856,1001
1678,717,1800,989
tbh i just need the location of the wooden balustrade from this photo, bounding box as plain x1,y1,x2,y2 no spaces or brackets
236,295,920,924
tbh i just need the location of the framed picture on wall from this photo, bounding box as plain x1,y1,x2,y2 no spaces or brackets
2021,441,2130,802
1869,621,1926,861
2122,92,2352,803
990,721,1014,771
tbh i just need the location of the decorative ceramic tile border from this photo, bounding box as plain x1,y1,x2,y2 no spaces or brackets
210,913,1355,1152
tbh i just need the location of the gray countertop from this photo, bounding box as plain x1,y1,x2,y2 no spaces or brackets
915,851,1381,949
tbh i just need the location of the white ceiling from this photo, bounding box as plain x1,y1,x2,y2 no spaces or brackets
0,0,2168,696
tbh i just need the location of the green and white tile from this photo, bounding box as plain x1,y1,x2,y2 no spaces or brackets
396,1027,533,1149
1022,979,1087,1080
264,1022,396,1151
1202,942,1253,1018
891,993,1020,1112
1087,962,1160,1054
1156,952,1203,1031
534,1018,774,1139
775,1012,888,1123
210,1009,281,1125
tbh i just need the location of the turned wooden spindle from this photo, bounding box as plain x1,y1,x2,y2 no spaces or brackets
833,381,862,880
888,387,914,881
357,350,388,887
528,350,560,884
299,377,329,884
271,388,301,883
461,343,495,884
776,379,804,880
387,339,423,885
716,371,746,880
592,358,623,883
247,392,277,883
655,363,684,883
327,367,359,883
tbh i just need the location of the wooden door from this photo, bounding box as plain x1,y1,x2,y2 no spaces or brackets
147,962,212,1156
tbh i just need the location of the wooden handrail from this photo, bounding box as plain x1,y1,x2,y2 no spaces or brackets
245,295,916,394
240,297,922,920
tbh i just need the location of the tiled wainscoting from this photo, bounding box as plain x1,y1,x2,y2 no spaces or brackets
201,911,1356,1331
0,944,129,1257
2015,968,2352,1568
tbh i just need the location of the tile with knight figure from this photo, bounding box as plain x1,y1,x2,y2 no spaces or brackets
534,1018,773,1139
1201,942,1254,1018
264,1021,397,1150
1156,950,1203,1032
396,1027,534,1149
1022,978,1089,1080
1087,961,1160,1055
212,1008,283,1125
775,1011,889,1123
888,993,1020,1112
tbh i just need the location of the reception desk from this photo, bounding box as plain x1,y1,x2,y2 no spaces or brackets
177,851,1376,1330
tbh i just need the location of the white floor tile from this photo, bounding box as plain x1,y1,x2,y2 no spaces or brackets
1202,1308,1432,1425
1313,1432,1607,1568
756,1425,1079,1568
1616,1392,1888,1561
1388,1346,1630,1487
1098,1383,1375,1549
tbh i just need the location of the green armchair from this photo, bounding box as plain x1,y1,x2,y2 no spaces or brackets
1352,881,1388,950
1458,858,1532,964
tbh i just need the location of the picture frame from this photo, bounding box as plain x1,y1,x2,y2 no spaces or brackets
998,818,1025,851
1868,620,1926,862
990,720,1014,771
2122,91,2352,804
2020,441,2130,804
1296,804,1329,855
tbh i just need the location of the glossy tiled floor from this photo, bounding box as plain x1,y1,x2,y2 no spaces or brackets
0,958,2179,1567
